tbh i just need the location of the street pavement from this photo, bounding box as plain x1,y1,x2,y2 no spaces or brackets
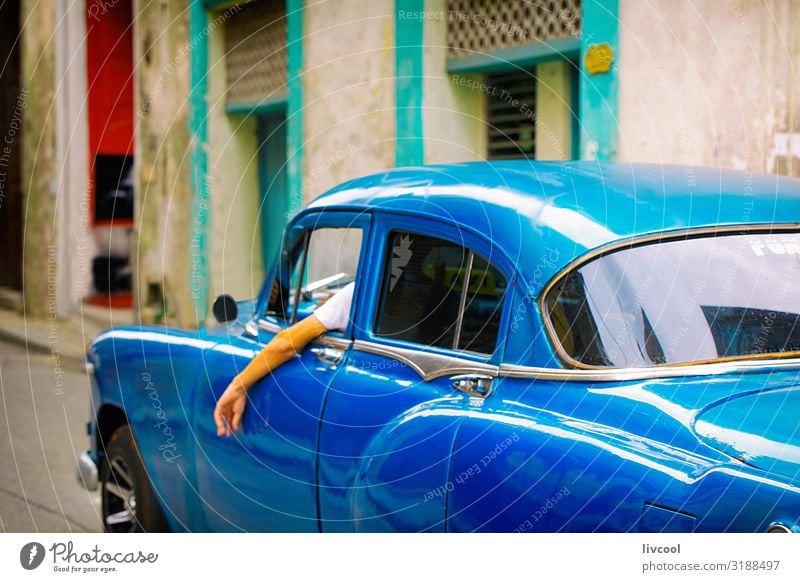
0,339,102,532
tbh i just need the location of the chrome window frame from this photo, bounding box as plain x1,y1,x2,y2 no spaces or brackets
255,223,800,385
259,309,800,383
540,223,800,371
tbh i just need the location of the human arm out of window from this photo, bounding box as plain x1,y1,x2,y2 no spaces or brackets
213,314,328,437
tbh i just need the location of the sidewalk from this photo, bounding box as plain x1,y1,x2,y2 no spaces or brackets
0,300,134,366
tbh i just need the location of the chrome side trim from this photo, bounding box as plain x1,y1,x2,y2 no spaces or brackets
257,319,352,350
269,323,800,382
499,357,800,383
257,318,284,334
353,340,498,382
312,335,352,350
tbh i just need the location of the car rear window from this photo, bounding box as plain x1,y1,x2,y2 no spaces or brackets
545,231,800,368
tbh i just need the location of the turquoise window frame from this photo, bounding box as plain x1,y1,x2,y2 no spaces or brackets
579,0,619,161
445,35,581,163
226,94,289,117
286,0,303,216
189,0,211,322
444,0,619,163
395,0,425,166
190,0,304,320
445,37,581,75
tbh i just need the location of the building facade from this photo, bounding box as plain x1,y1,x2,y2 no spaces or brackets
3,0,799,329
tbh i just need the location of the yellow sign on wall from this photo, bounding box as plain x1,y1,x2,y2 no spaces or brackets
584,43,614,75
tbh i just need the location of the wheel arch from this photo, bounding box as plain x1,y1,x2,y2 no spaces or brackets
95,403,128,464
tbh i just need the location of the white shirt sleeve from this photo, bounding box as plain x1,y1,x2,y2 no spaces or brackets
312,281,355,331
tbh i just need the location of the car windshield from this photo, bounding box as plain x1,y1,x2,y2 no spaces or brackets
545,231,800,368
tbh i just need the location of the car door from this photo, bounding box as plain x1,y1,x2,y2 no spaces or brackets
317,214,512,531
192,210,370,531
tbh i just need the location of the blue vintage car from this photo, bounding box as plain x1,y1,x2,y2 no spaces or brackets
79,161,800,533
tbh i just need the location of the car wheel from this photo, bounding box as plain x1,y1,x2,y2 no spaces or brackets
100,424,169,532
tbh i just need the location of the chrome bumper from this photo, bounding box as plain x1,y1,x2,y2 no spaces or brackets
77,451,99,492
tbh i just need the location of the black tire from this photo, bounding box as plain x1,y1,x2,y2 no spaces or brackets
100,424,169,532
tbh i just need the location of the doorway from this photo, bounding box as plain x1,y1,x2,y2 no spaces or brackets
257,114,289,272
85,0,134,308
0,0,23,292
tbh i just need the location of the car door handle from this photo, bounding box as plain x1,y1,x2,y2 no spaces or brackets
311,345,344,366
451,374,494,398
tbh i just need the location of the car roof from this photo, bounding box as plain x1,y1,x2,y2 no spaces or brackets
306,161,800,293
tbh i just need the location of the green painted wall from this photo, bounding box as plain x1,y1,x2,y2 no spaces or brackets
286,0,304,215
395,0,424,166
579,0,619,160
189,0,210,322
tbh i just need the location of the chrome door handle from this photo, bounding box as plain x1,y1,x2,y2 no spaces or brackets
451,374,494,398
311,345,344,366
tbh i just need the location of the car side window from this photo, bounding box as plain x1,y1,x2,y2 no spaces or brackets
374,230,507,354
267,226,362,324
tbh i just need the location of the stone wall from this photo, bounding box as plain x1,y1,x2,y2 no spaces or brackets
619,0,800,175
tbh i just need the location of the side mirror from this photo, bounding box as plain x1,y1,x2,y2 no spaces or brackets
212,294,238,323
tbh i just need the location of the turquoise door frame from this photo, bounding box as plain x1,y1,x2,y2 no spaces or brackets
395,0,424,166
257,114,289,273
579,0,619,160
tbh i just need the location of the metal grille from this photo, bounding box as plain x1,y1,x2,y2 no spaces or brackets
447,0,582,58
487,70,537,160
225,0,287,106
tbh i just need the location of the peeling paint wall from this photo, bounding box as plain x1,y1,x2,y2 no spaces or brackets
207,20,264,304
618,0,800,175
133,0,194,326
302,0,396,200
422,0,486,163
20,0,93,319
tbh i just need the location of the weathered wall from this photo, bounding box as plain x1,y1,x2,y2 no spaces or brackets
133,0,194,326
618,0,800,174
535,60,573,161
207,20,264,304
302,0,396,200
20,0,57,318
422,0,486,163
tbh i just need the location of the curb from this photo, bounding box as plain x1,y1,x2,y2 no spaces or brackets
0,324,87,371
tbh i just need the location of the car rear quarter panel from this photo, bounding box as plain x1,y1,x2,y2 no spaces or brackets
444,375,800,532
348,396,465,532
444,382,710,532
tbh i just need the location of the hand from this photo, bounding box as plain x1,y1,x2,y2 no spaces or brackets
213,379,247,437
